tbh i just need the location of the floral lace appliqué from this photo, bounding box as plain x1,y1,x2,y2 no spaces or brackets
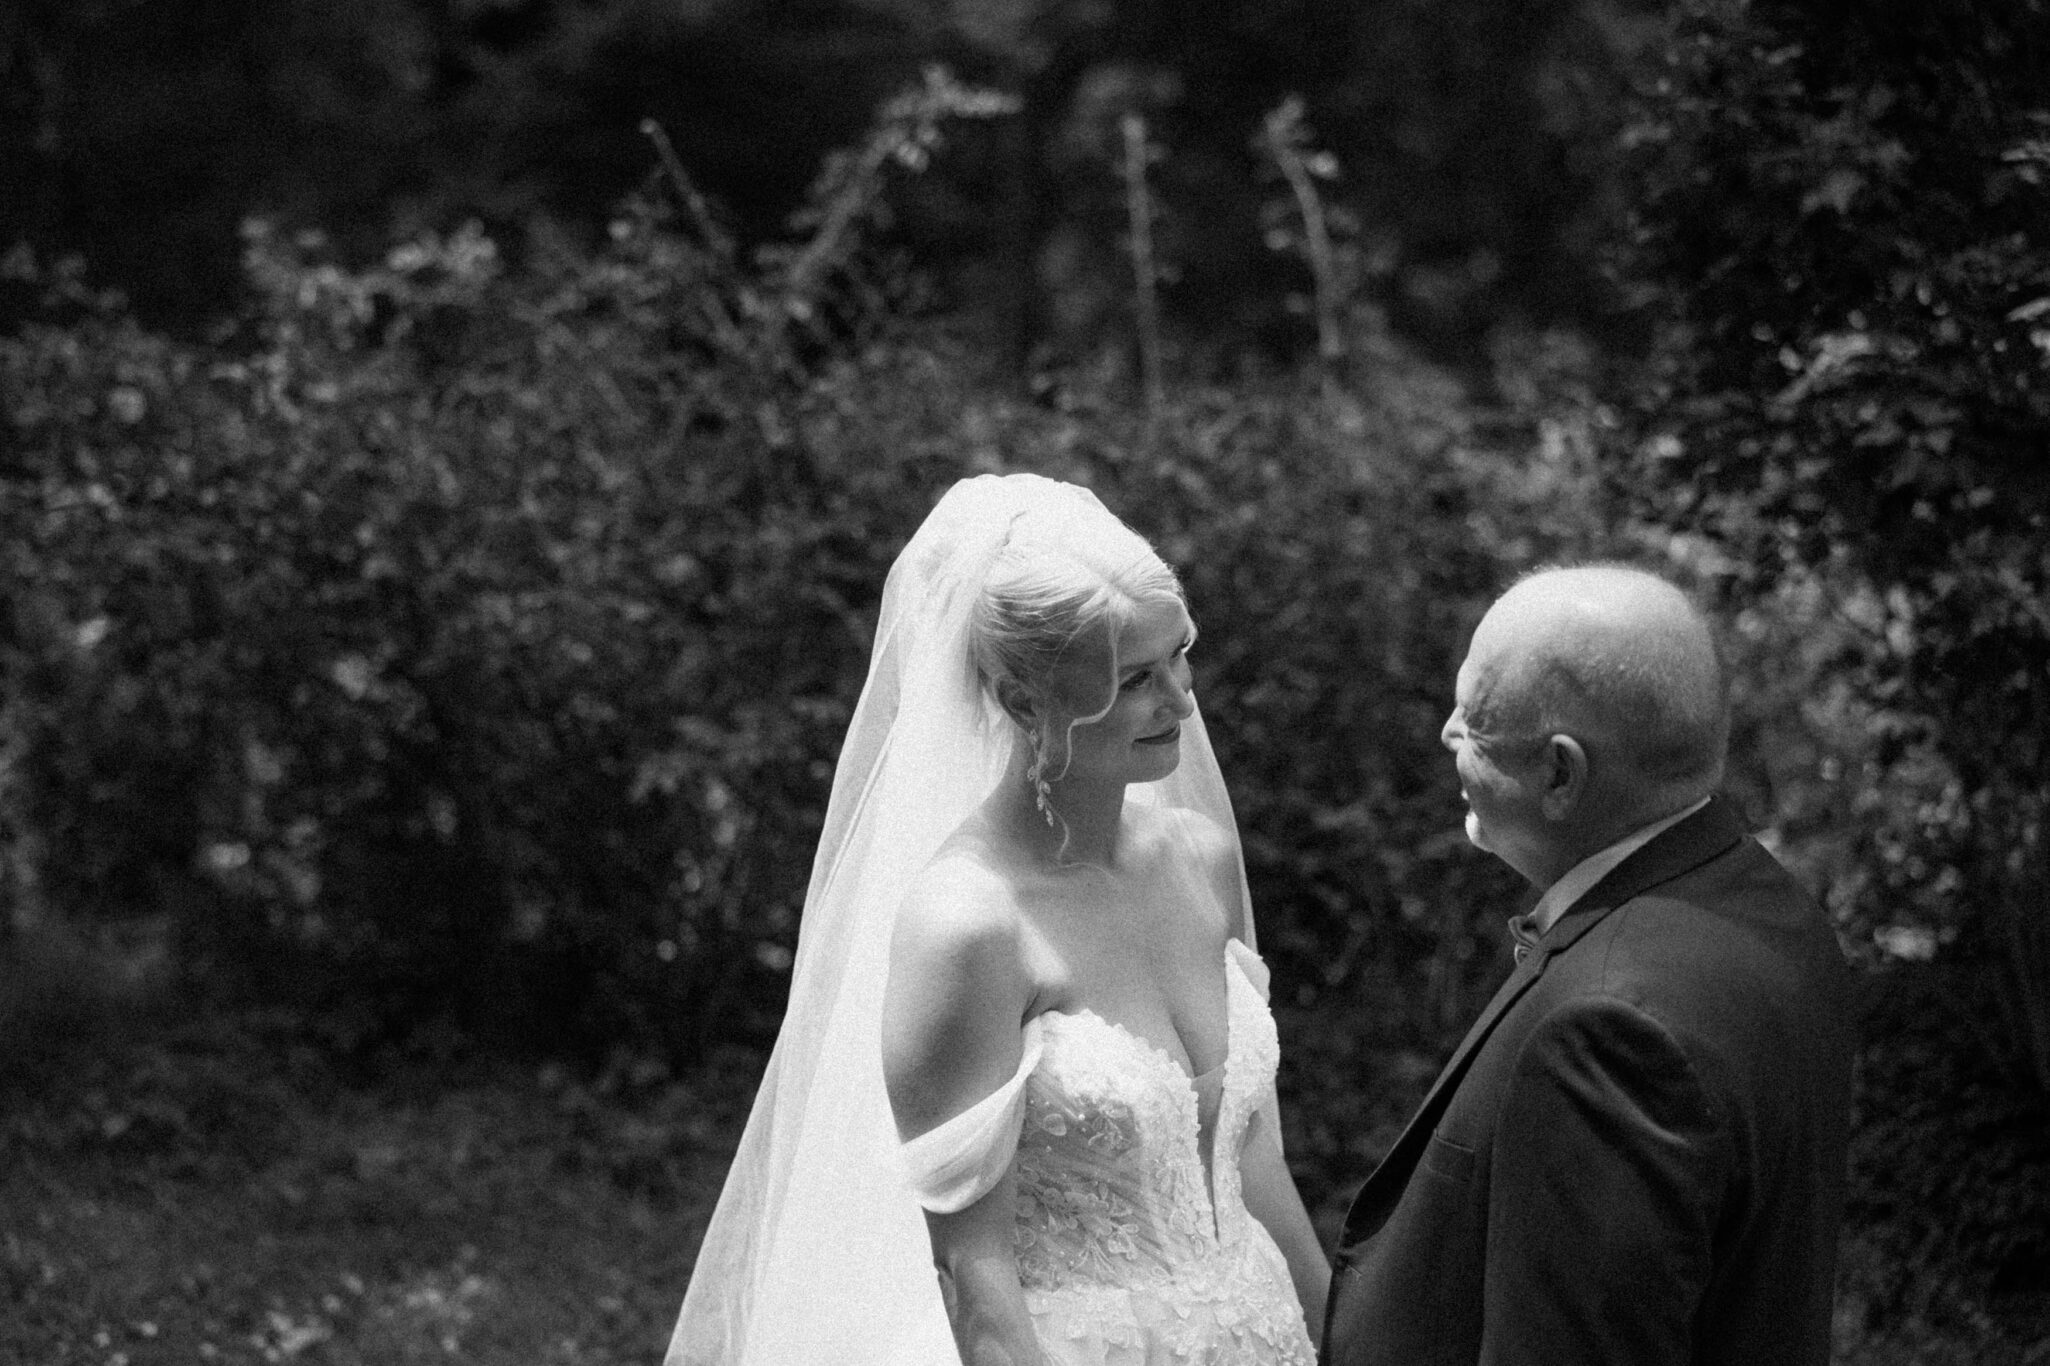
1010,947,1313,1366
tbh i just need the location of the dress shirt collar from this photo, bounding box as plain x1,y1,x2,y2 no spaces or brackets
1527,796,1713,935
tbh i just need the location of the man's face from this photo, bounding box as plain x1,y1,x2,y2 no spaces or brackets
1441,620,1556,885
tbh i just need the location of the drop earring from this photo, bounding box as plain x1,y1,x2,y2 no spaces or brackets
1027,733,1055,827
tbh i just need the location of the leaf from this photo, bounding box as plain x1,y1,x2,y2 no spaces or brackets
1801,167,1865,216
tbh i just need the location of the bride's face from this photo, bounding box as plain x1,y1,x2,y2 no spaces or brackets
1045,597,1197,788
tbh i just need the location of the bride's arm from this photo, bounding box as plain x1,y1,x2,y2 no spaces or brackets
922,1171,1045,1366
1191,815,1333,1342
883,860,1049,1366
1240,1108,1334,1346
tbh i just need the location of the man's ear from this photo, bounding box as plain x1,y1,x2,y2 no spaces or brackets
1539,734,1589,820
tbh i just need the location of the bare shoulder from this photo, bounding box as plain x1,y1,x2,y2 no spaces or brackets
1146,804,1246,941
1124,799,1227,858
1174,806,1238,871
883,846,1035,1137
893,847,1026,978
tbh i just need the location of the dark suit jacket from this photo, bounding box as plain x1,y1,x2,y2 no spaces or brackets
1323,798,1855,1366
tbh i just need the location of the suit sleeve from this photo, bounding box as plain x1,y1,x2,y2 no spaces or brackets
1480,994,1729,1366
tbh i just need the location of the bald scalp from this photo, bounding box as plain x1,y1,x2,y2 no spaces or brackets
1470,564,1728,797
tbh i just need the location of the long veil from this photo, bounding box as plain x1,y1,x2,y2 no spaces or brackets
665,472,1254,1365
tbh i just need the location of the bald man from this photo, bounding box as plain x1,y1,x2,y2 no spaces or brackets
1323,565,1855,1366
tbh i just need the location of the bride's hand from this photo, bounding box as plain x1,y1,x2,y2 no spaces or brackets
1240,1104,1334,1346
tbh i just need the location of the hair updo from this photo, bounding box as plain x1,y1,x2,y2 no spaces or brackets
966,501,1185,784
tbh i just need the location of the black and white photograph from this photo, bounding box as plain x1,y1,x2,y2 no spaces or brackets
3,2,2046,1363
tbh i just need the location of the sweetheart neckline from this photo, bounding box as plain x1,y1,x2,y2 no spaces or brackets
1039,1005,1225,1088
1029,972,1258,1246
1027,943,1258,1086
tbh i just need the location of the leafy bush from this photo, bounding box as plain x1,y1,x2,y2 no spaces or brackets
1836,965,2050,1360
1593,5,2050,1339
1602,0,2050,1098
1,71,1022,1056
3,177,1602,1099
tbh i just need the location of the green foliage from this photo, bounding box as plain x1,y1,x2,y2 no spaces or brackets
1604,0,2050,1104
3,50,1666,1267
0,183,934,1054
4,214,1608,1267
1588,5,2050,1337
1836,967,2050,1360
2,72,1034,1059
3,0,1643,374
3,142,1589,1092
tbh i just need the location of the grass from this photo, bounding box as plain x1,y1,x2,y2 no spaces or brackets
1,1001,757,1366
4,980,2043,1366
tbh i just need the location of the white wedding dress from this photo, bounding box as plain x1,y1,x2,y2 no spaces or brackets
665,475,1314,1366
905,940,1315,1364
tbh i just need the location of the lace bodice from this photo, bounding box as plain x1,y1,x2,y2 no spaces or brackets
906,940,1314,1365
1016,945,1273,1281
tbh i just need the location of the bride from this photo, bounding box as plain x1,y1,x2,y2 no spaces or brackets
666,474,1328,1365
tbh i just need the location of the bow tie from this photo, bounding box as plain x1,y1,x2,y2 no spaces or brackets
1508,912,1544,965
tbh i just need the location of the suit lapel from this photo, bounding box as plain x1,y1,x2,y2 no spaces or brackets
1338,947,1549,1244
1337,796,1748,1249
1538,796,1745,957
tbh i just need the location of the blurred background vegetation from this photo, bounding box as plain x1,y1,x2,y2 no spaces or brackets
2,1,2047,1362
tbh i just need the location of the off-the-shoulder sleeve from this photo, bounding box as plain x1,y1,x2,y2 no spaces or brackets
899,1017,1046,1214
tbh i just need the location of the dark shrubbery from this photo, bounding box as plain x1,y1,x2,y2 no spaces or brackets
0,216,927,1057
5,184,1658,1258
1600,3,2050,1343
1,211,1568,1077
1606,0,2050,1092
2,75,1026,1060
1836,967,2050,1362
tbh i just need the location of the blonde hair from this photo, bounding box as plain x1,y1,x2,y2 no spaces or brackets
967,503,1184,787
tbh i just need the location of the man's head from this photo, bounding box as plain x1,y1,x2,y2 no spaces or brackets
1441,564,1729,888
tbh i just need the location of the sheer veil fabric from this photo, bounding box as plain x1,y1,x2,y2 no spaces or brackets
665,473,1255,1366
